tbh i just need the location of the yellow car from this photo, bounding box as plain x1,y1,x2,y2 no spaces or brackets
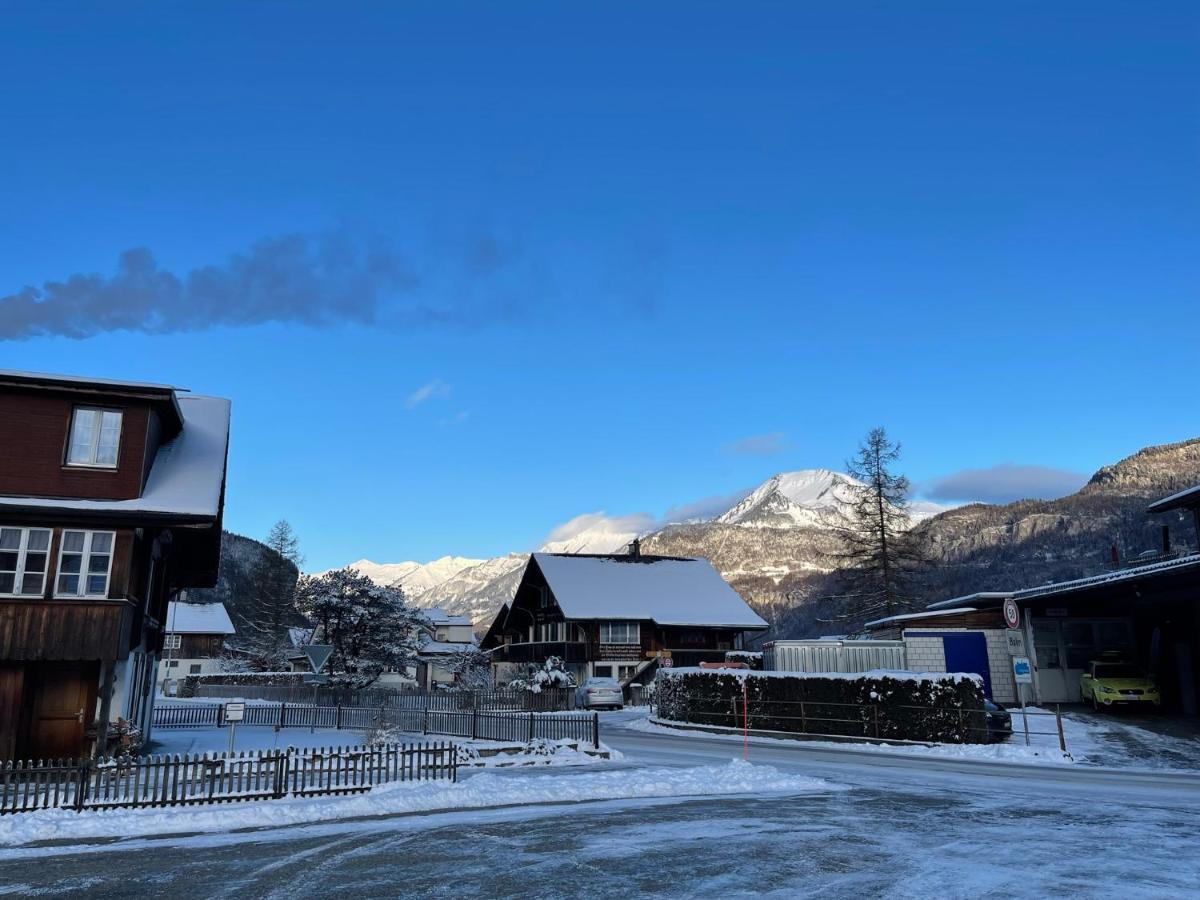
1080,660,1161,710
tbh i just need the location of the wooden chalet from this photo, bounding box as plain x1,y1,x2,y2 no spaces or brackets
0,370,230,759
480,545,769,687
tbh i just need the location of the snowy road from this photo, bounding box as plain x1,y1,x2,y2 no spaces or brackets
3,713,1199,898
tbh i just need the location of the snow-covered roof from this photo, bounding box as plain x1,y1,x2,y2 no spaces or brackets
925,591,1013,611
1010,553,1200,602
165,601,235,635
0,368,184,393
864,607,978,628
531,553,768,629
0,395,230,521
423,607,473,627
418,638,474,655
1147,484,1200,514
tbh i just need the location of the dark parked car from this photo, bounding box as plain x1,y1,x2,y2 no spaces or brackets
984,699,1012,743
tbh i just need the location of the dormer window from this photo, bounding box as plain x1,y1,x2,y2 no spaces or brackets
66,407,122,468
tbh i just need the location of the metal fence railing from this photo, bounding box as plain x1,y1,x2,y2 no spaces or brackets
153,703,602,747
657,695,1069,752
182,684,577,711
0,741,456,816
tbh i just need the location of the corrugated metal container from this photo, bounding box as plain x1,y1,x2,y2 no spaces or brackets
763,640,907,673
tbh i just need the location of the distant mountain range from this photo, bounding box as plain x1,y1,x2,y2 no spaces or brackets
203,438,1200,641
333,468,951,627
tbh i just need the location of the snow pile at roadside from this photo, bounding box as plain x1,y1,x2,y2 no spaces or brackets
456,738,623,768
0,760,836,847
634,715,1075,765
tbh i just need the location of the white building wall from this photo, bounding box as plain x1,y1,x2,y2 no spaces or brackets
901,628,1017,705
903,635,947,673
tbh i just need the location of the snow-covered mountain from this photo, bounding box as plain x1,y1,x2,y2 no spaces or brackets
335,468,949,628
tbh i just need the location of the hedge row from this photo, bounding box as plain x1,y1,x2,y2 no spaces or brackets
178,672,306,697
655,668,987,744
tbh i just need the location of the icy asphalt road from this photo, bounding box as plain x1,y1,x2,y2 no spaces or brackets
3,713,1199,899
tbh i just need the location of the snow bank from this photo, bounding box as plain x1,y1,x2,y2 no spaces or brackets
659,666,982,684
0,760,835,848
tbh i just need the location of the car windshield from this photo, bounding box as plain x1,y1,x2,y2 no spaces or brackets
586,678,620,688
1095,664,1143,678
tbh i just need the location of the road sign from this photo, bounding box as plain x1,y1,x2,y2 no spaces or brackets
1005,630,1026,656
223,701,246,722
1003,597,1021,630
303,644,334,674
1012,657,1033,684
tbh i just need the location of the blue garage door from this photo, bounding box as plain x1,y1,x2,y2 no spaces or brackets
909,632,993,699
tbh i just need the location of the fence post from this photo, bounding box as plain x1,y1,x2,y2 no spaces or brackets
471,708,478,740
800,701,807,734
216,703,224,729
592,712,599,749
73,759,90,812
1055,704,1068,754
336,705,342,730
528,711,535,742
873,704,880,739
279,703,286,729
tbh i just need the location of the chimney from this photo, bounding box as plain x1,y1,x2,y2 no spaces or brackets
631,537,641,560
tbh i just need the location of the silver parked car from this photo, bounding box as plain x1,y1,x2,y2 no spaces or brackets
576,676,624,710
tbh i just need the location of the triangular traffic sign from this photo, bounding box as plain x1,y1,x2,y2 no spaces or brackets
303,644,334,674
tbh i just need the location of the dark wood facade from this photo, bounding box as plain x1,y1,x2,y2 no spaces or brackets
0,371,226,759
482,555,765,684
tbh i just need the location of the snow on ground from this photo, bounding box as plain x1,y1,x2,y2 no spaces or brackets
148,727,367,755
148,726,616,768
623,706,1200,770
0,759,837,848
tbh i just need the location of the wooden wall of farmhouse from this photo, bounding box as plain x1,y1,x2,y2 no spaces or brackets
0,390,150,500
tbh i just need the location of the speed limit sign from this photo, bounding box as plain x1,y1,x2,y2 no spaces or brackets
1003,597,1020,630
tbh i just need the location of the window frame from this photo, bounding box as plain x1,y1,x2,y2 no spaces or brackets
54,529,116,599
163,633,182,651
599,621,641,644
0,526,53,598
65,406,124,469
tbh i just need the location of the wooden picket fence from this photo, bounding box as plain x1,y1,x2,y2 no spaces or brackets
0,741,456,815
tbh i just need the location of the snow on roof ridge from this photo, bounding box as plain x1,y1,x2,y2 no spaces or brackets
530,552,768,629
166,601,235,634
0,368,185,393
864,607,978,627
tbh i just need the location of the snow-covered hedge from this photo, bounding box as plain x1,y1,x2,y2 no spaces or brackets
655,668,987,744
178,672,306,697
724,651,764,670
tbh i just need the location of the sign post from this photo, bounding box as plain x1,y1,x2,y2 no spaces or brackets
223,701,245,753
1012,657,1033,746
301,645,334,733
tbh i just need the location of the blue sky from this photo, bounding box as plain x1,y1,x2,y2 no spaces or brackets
1,2,1197,570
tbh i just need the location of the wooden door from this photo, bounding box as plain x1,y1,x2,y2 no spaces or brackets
28,662,97,759
0,665,25,760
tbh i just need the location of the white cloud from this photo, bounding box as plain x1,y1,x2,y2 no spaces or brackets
663,488,753,523
923,463,1088,505
723,432,789,456
541,511,657,554
405,379,451,409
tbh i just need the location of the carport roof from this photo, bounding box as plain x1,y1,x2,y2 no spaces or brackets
1147,484,1200,515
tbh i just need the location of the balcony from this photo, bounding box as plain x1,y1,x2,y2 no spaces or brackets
490,641,589,665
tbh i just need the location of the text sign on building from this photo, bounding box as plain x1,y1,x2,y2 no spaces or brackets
1003,598,1021,630
1012,657,1033,684
1005,630,1026,656
223,701,246,722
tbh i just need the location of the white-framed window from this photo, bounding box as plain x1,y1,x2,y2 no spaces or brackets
165,660,179,668
66,407,123,468
55,530,115,598
0,527,52,597
600,621,641,643
163,633,182,651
